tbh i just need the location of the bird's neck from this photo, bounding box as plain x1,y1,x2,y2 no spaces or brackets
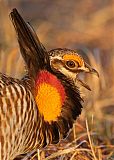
35,70,66,123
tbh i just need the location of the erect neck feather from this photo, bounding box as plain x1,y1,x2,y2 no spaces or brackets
35,70,66,122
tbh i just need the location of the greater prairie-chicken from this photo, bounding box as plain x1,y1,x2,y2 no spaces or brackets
0,9,99,160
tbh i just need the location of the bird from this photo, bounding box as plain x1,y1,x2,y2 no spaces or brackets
0,8,99,160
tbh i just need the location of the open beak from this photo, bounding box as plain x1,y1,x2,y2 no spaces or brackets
76,62,99,91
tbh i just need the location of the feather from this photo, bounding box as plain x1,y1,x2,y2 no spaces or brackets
10,8,50,78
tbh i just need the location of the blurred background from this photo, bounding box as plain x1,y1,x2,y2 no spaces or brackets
0,0,114,159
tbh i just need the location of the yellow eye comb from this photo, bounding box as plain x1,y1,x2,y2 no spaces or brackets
63,54,83,67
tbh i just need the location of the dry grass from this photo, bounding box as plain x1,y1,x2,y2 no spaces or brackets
0,1,114,159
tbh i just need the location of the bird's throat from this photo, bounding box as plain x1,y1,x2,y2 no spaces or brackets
35,70,66,122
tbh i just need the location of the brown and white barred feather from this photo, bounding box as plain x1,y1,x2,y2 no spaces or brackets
0,74,43,159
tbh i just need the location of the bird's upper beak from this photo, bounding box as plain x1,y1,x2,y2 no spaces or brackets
84,62,99,77
76,62,99,91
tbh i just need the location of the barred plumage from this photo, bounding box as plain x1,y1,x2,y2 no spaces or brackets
0,9,99,160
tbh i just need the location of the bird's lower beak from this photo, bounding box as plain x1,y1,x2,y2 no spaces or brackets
76,62,99,91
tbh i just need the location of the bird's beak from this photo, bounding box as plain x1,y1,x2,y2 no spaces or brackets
84,62,99,77
76,62,99,91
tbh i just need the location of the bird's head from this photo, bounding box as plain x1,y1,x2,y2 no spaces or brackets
49,48,99,91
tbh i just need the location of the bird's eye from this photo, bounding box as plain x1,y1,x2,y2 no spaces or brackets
66,60,78,68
